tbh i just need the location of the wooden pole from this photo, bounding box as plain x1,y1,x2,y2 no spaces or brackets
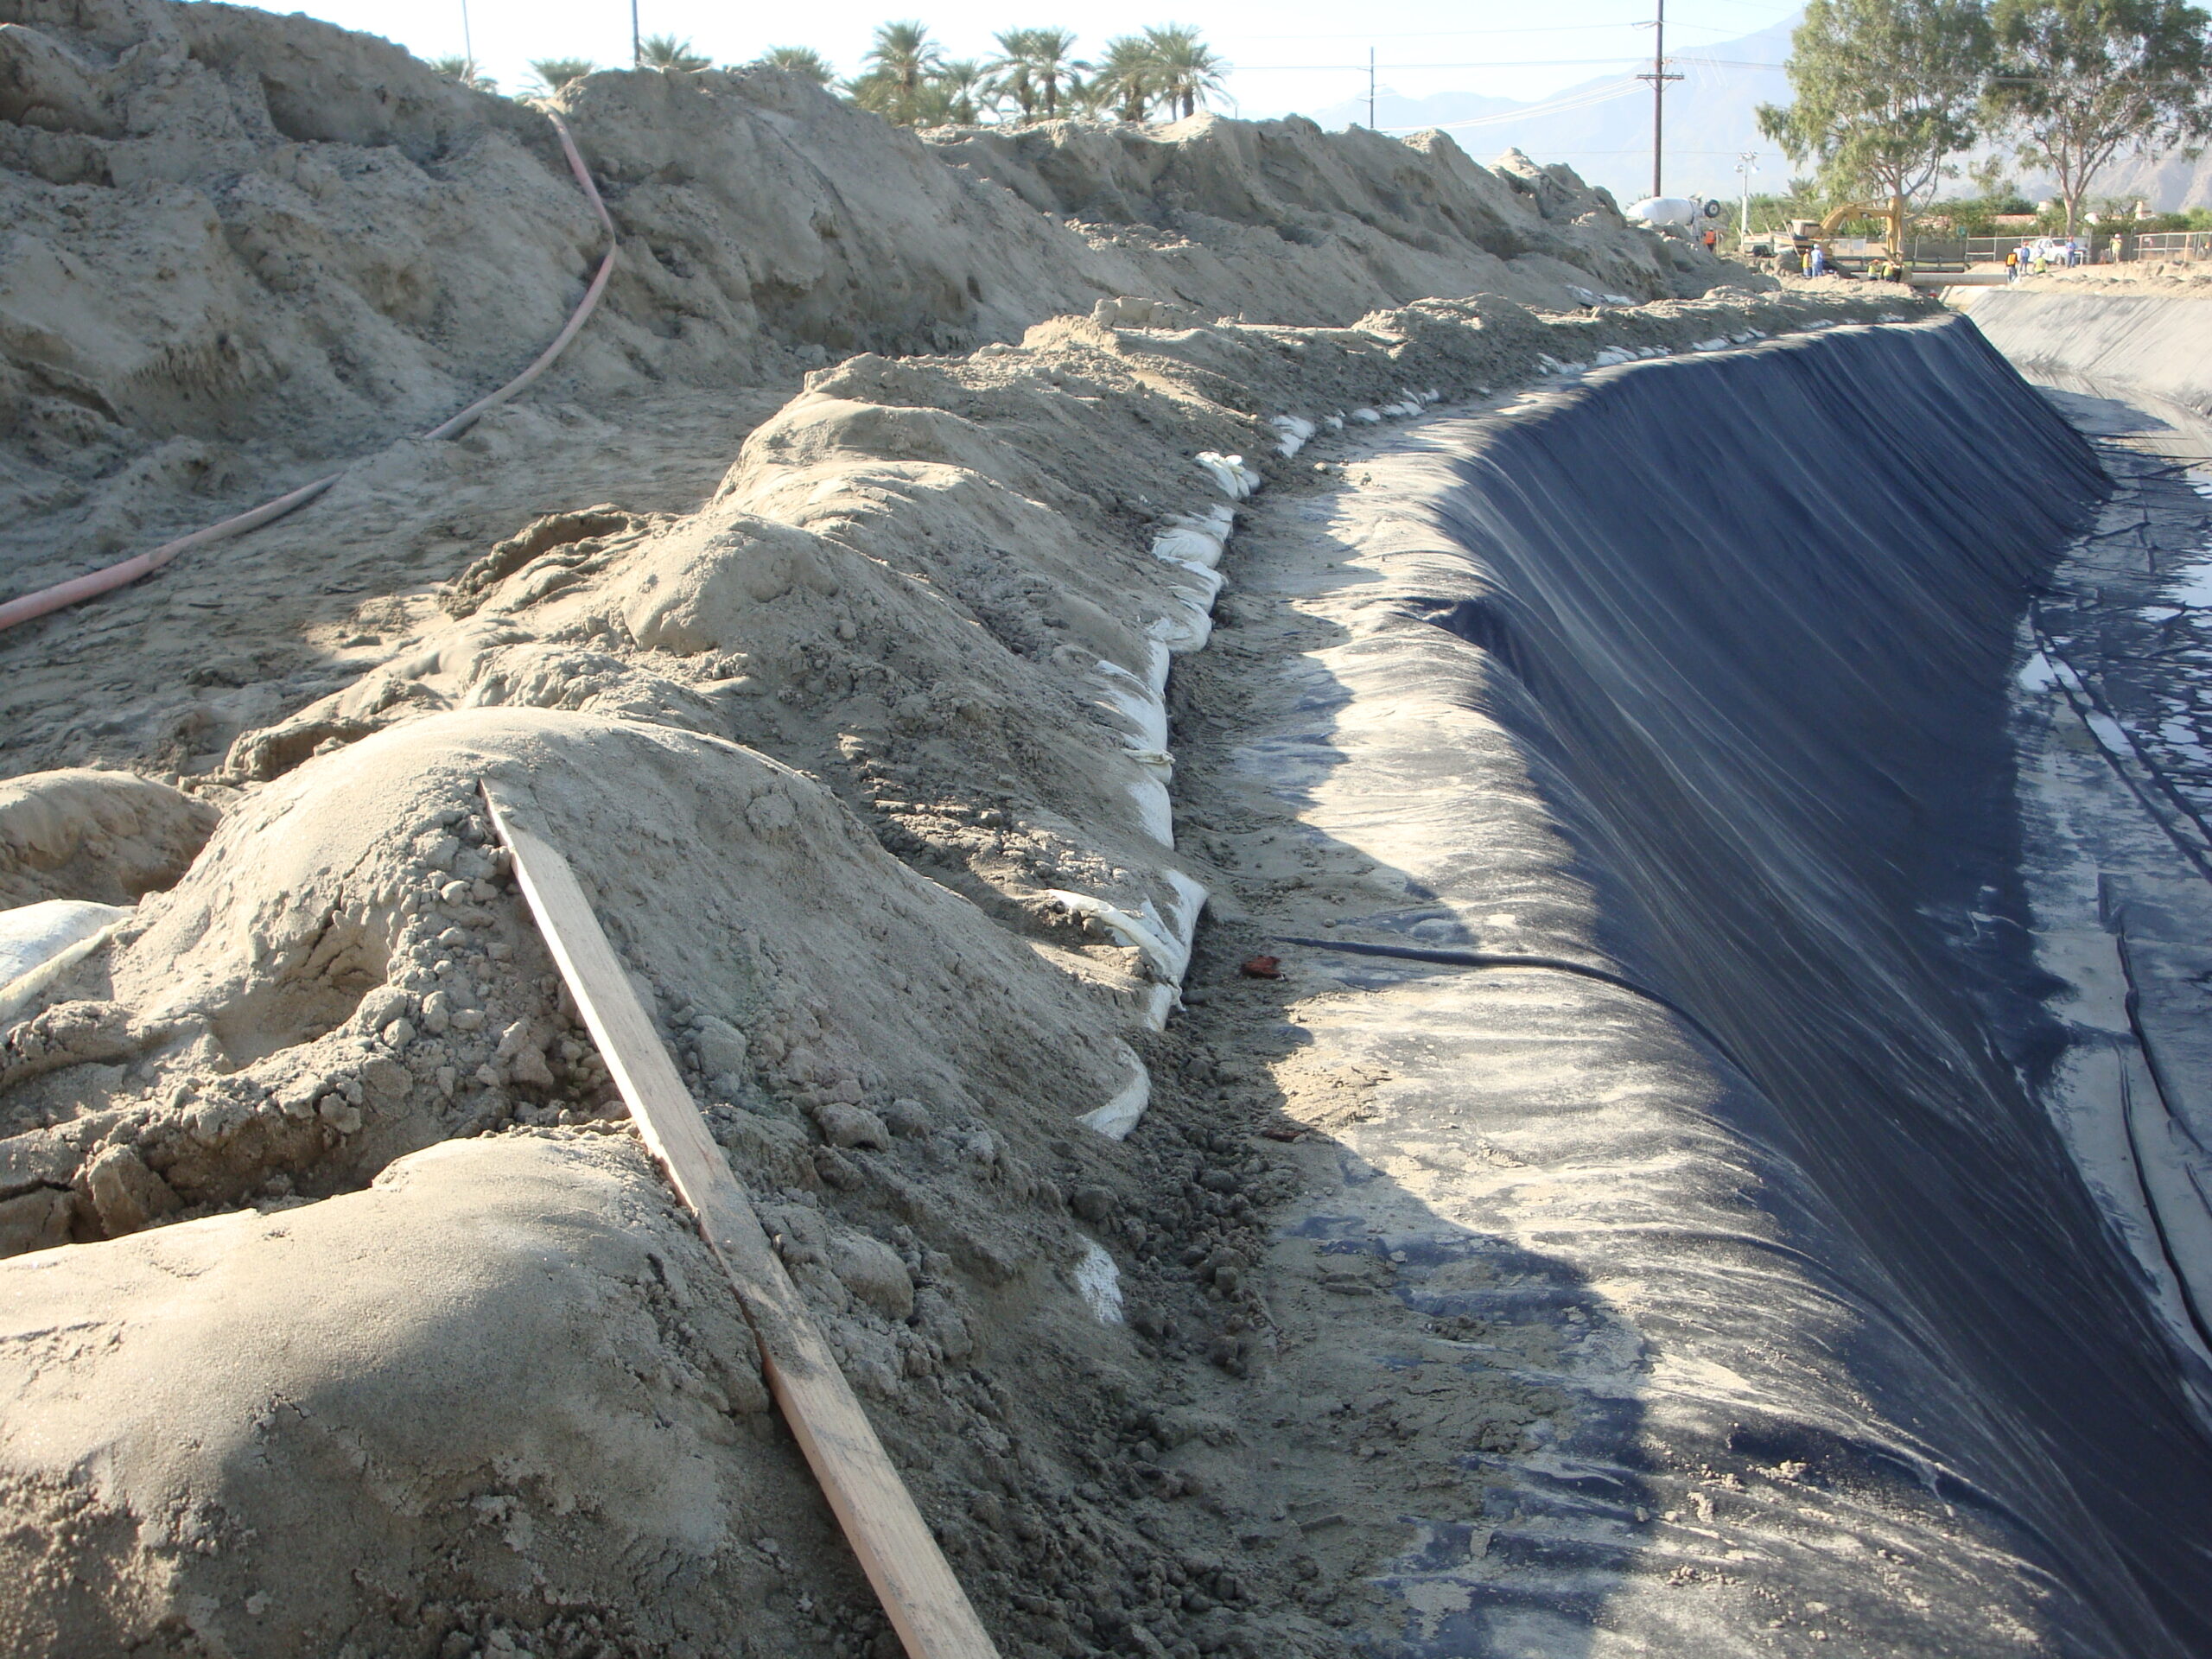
1637,0,1683,200
480,780,1001,1659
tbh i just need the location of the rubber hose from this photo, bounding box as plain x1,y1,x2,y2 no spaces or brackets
0,110,618,634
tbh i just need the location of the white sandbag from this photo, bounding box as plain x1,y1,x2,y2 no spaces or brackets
1046,869,1206,984
1270,415,1317,458
1094,659,1168,752
1152,522,1228,567
1195,451,1262,499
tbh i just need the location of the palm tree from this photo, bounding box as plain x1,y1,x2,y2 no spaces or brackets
987,27,1042,119
869,20,941,98
988,26,1084,120
431,54,499,92
639,33,710,71
846,22,942,124
526,57,596,94
1089,35,1155,124
755,45,833,85
1141,24,1225,120
931,58,993,124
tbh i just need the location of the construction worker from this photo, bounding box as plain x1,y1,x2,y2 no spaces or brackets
2006,246,2019,282
1808,243,1827,277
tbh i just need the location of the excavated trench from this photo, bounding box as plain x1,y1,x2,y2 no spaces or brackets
1192,314,2212,1655
8,305,2211,1658
6,21,2211,1637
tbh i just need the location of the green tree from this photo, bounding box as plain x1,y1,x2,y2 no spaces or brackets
526,57,596,94
844,22,943,124
755,45,834,85
1084,35,1156,122
1141,24,1226,120
639,33,711,71
929,58,994,124
987,28,1042,118
1757,0,1993,215
988,27,1084,119
431,54,499,92
1986,0,2212,234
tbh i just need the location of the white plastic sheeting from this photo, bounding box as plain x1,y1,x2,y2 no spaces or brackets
1077,390,1455,1132
1072,1238,1126,1322
0,899,130,1025
1079,1047,1153,1140
1046,869,1208,985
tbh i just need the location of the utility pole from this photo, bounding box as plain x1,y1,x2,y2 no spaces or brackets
631,0,641,67
1736,151,1758,238
1368,48,1376,129
460,0,474,69
1636,0,1683,199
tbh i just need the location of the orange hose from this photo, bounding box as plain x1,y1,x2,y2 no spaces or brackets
0,110,619,634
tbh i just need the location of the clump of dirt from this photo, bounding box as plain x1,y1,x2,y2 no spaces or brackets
0,767,214,906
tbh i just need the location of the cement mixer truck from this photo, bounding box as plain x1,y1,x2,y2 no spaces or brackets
1629,197,1723,231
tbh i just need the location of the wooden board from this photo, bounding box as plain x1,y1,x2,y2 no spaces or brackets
480,781,1001,1659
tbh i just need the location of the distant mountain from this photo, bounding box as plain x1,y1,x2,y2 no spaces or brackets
2018,149,2212,217
1307,19,1795,209
1304,16,2212,213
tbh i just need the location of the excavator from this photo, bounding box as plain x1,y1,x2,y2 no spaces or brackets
1744,197,1907,268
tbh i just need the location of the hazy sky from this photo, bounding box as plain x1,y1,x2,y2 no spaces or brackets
257,0,1801,123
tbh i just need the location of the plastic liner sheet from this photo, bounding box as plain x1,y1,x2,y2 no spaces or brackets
1340,318,2211,1656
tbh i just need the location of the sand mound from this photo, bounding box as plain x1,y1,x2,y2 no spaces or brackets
0,1132,815,1657
0,767,213,906
9,707,1141,1220
0,0,1757,583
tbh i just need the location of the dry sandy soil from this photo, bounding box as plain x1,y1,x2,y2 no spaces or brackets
0,2,1930,1653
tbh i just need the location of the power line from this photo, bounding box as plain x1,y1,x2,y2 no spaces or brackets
1230,54,1784,72
1225,20,1742,41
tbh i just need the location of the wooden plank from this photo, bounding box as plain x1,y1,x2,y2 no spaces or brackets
480,781,1001,1659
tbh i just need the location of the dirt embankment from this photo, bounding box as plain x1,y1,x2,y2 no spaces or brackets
0,281,1923,1657
2,0,1751,597
0,3,1935,1656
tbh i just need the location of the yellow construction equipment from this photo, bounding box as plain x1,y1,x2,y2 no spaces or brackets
1823,197,1908,257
